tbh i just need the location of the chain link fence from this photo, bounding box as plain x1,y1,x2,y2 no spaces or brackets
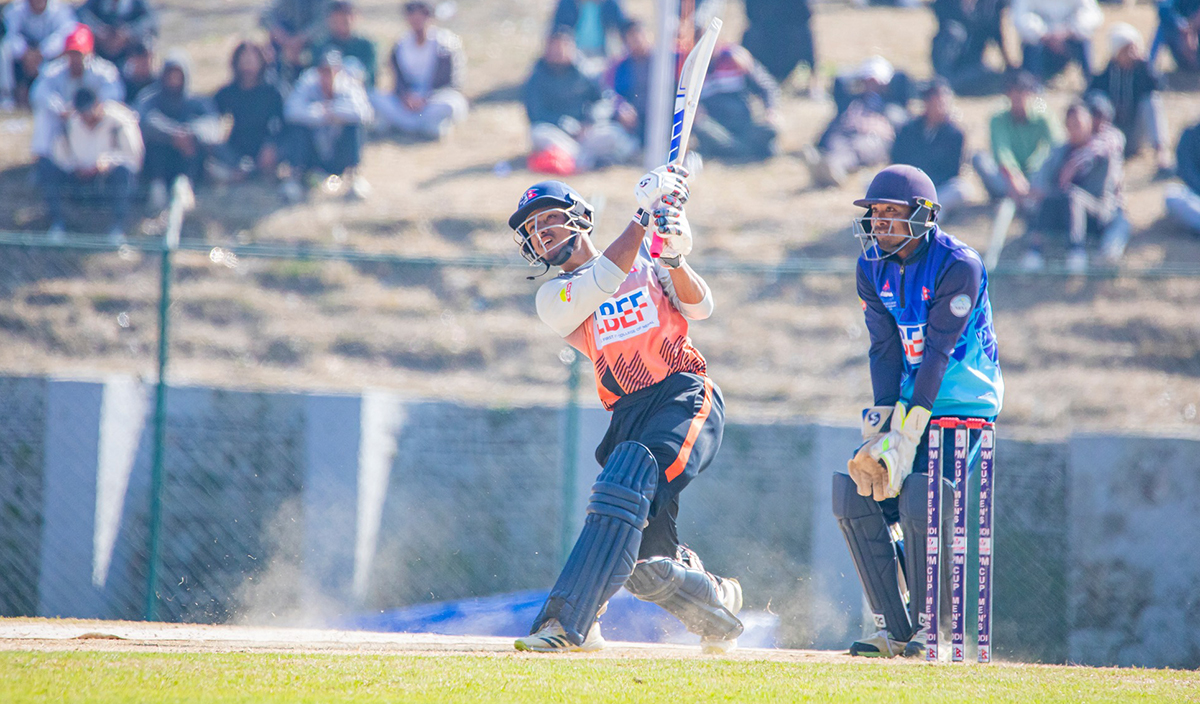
0,229,1194,668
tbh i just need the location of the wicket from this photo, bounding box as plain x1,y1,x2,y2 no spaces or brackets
924,418,995,663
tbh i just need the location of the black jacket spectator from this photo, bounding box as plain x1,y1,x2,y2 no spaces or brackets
1153,0,1200,71
1087,54,1164,154
931,0,1012,94
136,55,219,192
523,55,602,126
891,117,965,186
741,0,816,86
693,44,780,162
1177,122,1200,195
214,43,284,164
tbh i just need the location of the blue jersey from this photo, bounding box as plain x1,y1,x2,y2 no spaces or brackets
857,227,1003,418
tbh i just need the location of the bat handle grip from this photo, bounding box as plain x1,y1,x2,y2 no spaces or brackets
649,233,664,258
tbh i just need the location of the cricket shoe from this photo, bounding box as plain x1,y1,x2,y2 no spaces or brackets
700,576,744,654
514,618,606,653
902,627,927,658
848,629,908,658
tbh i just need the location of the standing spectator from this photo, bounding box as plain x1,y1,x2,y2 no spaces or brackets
280,50,373,202
1150,0,1200,72
550,0,629,66
973,71,1060,205
741,0,819,97
373,0,466,140
312,1,375,89
30,24,122,163
1011,0,1103,83
890,80,968,216
1087,24,1171,173
692,41,780,163
76,0,158,68
137,53,219,211
606,20,653,145
803,57,908,188
1023,101,1127,271
523,30,636,173
120,40,153,104
39,86,142,241
931,0,1014,95
262,0,331,86
0,0,77,109
211,42,284,183
1166,119,1200,232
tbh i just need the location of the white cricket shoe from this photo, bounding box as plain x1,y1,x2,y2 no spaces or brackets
849,629,908,658
701,577,743,654
514,618,605,653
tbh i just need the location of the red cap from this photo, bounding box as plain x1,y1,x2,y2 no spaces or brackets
64,24,94,55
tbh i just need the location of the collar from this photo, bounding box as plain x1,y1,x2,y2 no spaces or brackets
882,226,935,266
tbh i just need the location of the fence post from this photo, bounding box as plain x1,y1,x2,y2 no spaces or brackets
560,350,582,563
144,184,185,621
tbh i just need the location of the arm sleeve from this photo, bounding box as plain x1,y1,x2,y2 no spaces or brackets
329,81,373,124
284,84,325,126
909,255,983,411
857,264,904,407
655,260,714,320
535,257,627,338
115,109,145,171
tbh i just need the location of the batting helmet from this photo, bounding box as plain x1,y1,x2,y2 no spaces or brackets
509,181,594,268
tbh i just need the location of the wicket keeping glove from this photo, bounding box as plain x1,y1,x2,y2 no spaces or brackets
635,164,690,213
868,402,932,500
653,205,693,260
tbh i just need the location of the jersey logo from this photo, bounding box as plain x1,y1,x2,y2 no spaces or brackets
594,285,659,349
899,323,926,365
881,280,892,297
560,282,572,303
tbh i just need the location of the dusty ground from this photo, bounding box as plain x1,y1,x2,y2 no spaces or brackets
0,0,1197,436
0,617,863,664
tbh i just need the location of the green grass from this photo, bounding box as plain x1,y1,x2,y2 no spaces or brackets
2,652,1197,703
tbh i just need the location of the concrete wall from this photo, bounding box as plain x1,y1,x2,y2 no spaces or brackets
0,374,1197,668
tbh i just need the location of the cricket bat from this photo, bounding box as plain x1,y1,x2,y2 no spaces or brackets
650,16,722,258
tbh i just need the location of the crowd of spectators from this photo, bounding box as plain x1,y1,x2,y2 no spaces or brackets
2,0,1200,270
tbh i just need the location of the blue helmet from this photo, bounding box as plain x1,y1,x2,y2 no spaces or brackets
509,180,594,267
851,165,941,261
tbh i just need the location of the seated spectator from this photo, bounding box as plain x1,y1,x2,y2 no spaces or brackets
312,0,375,89
1011,0,1102,83
741,0,819,97
931,0,1014,95
973,71,1060,206
803,57,907,188
0,0,77,109
1023,101,1127,271
30,24,123,164
1165,118,1200,233
830,55,913,120
77,0,157,68
1087,24,1171,173
137,53,219,211
262,0,331,86
1150,0,1200,72
606,20,653,146
890,79,968,216
550,0,629,69
211,42,283,183
373,0,466,140
280,50,373,202
121,40,153,104
523,30,635,173
692,41,780,163
39,86,142,241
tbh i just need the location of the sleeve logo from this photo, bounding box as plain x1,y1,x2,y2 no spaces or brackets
559,282,572,303
594,285,659,349
899,323,926,365
949,294,972,318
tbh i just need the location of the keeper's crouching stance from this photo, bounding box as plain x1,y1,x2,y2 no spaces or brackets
836,165,1003,658
509,167,744,654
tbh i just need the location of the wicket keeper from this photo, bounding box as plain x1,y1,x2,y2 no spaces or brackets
508,165,744,653
835,165,1004,657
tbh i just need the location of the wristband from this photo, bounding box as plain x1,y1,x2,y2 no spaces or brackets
633,208,651,227
660,253,683,269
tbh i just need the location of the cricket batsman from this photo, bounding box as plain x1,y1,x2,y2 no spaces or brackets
835,165,1003,657
508,165,744,653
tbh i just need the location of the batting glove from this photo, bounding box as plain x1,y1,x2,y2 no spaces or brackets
867,402,931,500
653,205,693,259
635,164,690,213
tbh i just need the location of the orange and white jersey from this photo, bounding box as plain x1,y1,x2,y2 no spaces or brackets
536,240,713,410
